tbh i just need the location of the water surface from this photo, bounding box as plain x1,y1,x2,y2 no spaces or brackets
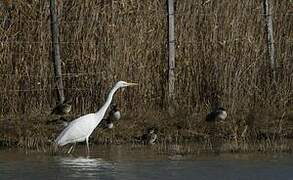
1,145,293,180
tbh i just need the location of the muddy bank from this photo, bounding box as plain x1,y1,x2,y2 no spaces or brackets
1,110,293,154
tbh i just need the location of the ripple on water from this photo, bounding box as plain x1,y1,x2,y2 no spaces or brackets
1,146,293,180
56,156,116,178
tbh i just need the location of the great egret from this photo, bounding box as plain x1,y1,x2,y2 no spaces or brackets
51,98,72,115
55,81,138,154
205,107,227,122
141,127,158,145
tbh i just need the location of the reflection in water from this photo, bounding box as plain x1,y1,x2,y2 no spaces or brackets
57,156,116,179
2,146,293,180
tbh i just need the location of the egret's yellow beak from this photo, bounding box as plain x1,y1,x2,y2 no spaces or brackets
127,82,138,86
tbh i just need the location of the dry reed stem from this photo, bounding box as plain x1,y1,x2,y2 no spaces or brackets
0,1,292,151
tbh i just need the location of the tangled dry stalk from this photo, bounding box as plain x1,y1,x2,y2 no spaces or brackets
0,0,292,152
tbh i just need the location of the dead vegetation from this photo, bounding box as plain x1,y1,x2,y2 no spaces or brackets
0,0,292,152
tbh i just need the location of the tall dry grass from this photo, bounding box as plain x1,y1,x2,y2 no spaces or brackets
0,0,292,148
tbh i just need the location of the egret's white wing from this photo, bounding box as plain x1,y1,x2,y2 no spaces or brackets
55,113,101,146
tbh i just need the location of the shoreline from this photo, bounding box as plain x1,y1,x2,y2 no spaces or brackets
1,112,293,154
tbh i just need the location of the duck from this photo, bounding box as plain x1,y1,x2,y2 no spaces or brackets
46,117,70,127
109,104,121,122
51,98,72,115
141,127,158,145
98,118,114,129
98,103,121,129
205,107,227,122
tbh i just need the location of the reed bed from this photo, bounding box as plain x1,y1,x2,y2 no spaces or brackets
0,0,292,152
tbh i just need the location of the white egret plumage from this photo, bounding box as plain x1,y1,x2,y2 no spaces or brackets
55,81,138,154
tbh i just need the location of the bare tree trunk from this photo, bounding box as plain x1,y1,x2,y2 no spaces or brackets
50,0,65,103
263,0,276,82
167,0,175,114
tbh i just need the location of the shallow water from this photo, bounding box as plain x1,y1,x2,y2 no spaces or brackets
1,145,293,180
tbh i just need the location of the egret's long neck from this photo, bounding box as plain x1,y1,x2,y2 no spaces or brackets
96,85,120,117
